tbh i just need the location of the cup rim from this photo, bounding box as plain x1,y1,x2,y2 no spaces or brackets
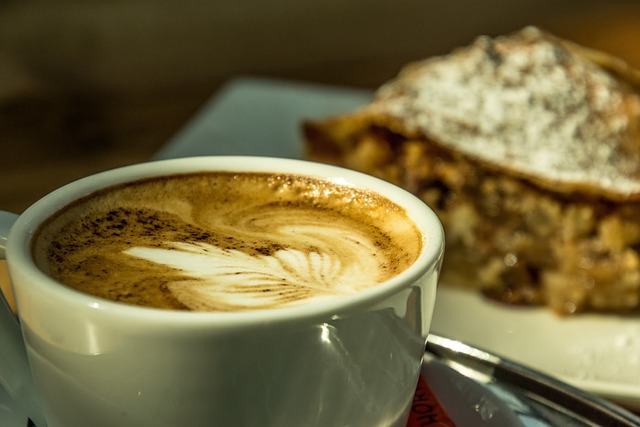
6,156,444,326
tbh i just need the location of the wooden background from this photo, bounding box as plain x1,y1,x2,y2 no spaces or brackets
0,0,639,213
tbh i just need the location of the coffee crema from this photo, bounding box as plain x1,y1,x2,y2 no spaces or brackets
32,172,423,311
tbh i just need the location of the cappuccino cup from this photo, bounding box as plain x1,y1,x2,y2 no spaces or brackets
0,156,444,427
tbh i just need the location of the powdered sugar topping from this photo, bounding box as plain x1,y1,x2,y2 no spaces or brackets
368,27,640,198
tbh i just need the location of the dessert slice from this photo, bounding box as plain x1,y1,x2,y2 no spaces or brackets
303,27,640,315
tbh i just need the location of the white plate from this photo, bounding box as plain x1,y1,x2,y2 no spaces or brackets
156,76,640,408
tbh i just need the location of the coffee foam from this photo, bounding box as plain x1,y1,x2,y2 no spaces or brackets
32,172,422,311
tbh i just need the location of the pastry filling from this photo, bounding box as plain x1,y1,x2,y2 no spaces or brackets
306,124,640,315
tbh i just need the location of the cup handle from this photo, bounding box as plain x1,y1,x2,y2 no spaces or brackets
0,211,48,427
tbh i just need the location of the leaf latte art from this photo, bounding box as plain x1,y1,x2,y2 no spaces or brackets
125,231,382,310
32,172,423,311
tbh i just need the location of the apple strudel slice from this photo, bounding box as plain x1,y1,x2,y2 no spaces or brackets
303,26,640,315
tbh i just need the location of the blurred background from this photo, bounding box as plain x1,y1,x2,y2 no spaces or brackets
1,0,639,213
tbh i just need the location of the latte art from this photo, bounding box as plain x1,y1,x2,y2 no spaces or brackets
32,172,423,311
125,237,380,310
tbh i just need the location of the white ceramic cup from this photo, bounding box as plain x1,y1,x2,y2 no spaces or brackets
0,156,444,427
